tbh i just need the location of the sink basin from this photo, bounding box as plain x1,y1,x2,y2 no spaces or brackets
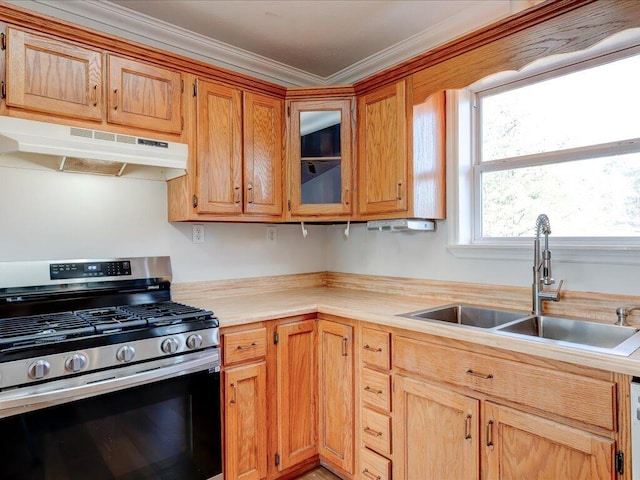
497,315,640,356
399,304,527,329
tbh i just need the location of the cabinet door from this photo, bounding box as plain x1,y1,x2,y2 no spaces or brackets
243,92,283,216
5,27,102,120
196,80,243,215
394,375,480,480
318,320,354,474
107,55,182,133
288,98,353,218
225,363,268,480
357,80,407,216
275,320,317,470
484,402,615,480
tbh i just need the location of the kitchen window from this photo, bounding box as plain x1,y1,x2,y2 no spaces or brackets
448,35,640,261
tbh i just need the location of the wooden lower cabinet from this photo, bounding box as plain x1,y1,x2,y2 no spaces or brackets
275,320,318,471
318,319,355,475
394,375,480,480
484,402,615,480
394,374,616,480
224,362,268,480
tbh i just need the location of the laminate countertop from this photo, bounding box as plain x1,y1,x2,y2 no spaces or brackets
174,285,640,377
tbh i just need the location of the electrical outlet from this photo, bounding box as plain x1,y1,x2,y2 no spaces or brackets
192,224,204,244
266,226,277,245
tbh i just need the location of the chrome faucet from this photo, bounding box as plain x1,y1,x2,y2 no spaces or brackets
532,214,563,315
615,306,640,326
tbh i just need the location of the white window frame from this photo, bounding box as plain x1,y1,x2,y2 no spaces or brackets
447,29,640,265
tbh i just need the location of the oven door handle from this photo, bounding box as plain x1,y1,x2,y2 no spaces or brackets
0,350,220,418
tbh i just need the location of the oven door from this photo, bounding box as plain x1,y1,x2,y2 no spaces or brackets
0,352,222,480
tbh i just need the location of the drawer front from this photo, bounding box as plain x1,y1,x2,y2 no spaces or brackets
360,447,391,480
394,335,616,431
362,327,391,370
362,368,391,412
223,327,267,365
362,407,392,455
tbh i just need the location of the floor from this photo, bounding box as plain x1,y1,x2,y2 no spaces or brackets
295,467,341,479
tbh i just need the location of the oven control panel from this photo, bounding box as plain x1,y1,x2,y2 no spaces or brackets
50,260,132,279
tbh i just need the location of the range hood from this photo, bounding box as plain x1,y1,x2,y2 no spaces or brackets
0,116,188,180
367,219,436,232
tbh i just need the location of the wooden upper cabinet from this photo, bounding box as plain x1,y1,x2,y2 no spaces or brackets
107,54,182,134
357,80,407,216
195,80,243,215
243,91,283,216
287,98,354,220
5,27,103,120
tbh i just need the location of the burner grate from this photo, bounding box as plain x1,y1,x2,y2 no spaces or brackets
75,307,148,333
0,312,95,347
123,302,214,326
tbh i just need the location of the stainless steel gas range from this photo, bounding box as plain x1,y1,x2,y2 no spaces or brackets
0,256,222,480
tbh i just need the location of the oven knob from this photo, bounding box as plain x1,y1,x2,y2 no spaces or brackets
65,353,88,373
116,345,136,363
161,337,180,354
28,360,51,380
186,334,203,350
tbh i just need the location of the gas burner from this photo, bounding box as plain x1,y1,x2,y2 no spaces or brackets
123,302,214,327
0,312,95,348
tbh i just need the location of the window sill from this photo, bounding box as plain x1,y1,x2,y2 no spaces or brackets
447,243,640,265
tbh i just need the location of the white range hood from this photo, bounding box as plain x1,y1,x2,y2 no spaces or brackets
0,116,188,180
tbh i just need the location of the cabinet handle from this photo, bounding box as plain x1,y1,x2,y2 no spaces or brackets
396,182,402,200
364,386,383,395
363,427,383,437
230,382,237,404
236,342,257,350
345,188,349,205
362,469,381,480
363,344,382,353
92,85,98,106
247,184,253,204
234,186,241,204
464,413,472,440
466,369,493,379
342,337,348,356
486,420,494,447
113,89,118,110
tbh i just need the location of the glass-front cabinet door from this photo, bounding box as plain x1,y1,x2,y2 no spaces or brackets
287,98,353,219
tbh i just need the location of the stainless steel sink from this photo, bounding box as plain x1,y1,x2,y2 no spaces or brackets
496,315,640,356
399,304,527,329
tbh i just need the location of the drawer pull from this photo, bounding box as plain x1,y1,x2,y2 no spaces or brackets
464,413,472,440
363,344,382,353
362,469,381,480
466,369,493,379
236,342,257,350
486,420,494,447
364,386,383,395
364,427,383,437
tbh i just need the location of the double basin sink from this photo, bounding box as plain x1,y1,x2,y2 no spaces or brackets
398,304,640,356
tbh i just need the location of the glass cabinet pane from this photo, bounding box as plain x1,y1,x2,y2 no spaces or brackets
300,110,342,204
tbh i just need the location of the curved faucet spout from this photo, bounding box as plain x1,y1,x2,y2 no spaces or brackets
532,214,563,315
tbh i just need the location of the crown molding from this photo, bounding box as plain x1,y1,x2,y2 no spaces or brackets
8,0,528,86
327,1,514,85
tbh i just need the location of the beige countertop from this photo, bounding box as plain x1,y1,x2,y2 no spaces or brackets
174,285,640,377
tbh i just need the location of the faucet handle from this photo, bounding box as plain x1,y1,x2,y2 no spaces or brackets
615,306,640,326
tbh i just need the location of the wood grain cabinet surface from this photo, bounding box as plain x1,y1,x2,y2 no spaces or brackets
286,97,354,220
318,319,354,475
5,27,103,121
224,362,268,480
107,54,182,134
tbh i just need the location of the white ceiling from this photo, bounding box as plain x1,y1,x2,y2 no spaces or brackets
9,0,541,86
